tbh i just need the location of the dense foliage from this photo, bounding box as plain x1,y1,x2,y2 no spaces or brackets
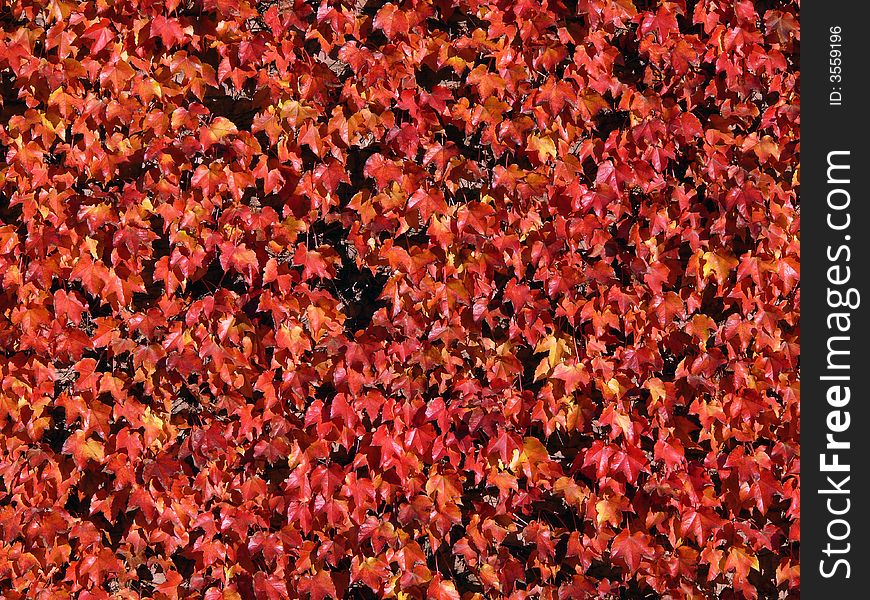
0,0,799,598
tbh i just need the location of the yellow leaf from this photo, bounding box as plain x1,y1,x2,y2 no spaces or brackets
81,440,104,461
528,134,557,162
702,251,738,285
533,356,551,381
142,406,168,449
82,236,99,259
535,335,568,368
646,377,666,404
596,498,622,527
63,431,105,467
612,409,632,436
603,377,625,399
522,437,548,464
554,476,588,508
751,135,781,161
508,447,522,472
209,116,237,140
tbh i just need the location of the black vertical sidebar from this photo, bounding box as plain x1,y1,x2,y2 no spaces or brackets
803,2,870,596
